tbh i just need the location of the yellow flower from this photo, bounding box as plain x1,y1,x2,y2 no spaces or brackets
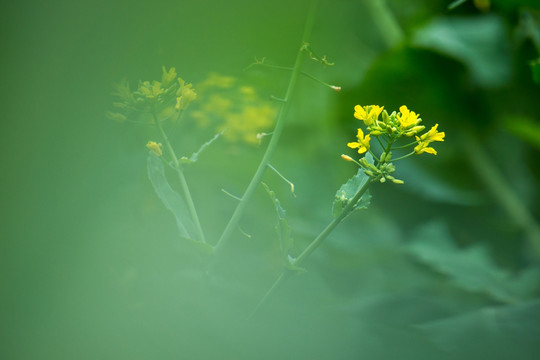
161,66,177,87
420,124,445,142
397,105,420,129
146,141,163,157
414,124,444,155
414,139,437,155
348,128,371,154
354,105,384,126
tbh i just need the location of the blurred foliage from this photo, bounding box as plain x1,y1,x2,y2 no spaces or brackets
2,0,540,359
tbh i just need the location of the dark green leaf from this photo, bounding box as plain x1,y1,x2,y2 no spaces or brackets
412,15,511,87
408,222,540,303
332,154,372,218
417,300,540,360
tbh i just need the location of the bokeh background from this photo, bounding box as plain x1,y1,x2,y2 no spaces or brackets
2,0,540,359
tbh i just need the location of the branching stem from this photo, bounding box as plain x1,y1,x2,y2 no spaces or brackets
214,0,319,253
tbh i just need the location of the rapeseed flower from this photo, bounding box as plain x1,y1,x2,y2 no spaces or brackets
348,128,371,154
397,105,420,129
354,105,384,126
414,124,445,155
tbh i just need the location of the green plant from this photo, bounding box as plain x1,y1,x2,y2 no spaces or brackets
108,0,448,318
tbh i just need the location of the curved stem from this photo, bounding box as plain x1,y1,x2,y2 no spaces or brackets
154,113,207,243
214,0,319,253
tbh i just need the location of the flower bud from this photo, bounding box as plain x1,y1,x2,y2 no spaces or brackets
341,154,354,162
382,110,390,123
146,141,163,157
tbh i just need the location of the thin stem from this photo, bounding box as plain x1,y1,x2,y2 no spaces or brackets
251,177,372,316
393,140,418,149
248,63,338,90
214,0,319,253
153,113,207,243
391,151,415,162
294,178,372,265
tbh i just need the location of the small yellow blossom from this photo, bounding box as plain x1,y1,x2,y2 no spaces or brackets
354,105,384,126
397,105,420,129
348,128,371,154
146,141,163,157
175,86,197,111
414,124,445,155
161,66,177,87
414,139,438,155
420,124,445,142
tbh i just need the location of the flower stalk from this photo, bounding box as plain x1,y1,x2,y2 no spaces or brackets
213,0,319,253
153,112,207,244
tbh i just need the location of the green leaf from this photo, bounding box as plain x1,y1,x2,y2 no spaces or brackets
417,300,540,360
147,153,196,240
332,154,372,218
412,15,511,88
262,182,294,266
408,222,540,303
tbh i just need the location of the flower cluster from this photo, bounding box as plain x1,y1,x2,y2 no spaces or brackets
189,73,277,145
107,66,196,124
345,104,445,183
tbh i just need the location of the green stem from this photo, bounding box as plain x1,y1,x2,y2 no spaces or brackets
153,113,207,243
251,63,338,89
214,0,319,253
391,151,415,162
393,140,418,149
251,177,372,316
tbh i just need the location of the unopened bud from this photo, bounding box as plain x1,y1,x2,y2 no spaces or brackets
382,110,390,123
331,85,341,92
341,154,354,162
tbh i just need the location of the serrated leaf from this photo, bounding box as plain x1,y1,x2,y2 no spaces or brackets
147,153,196,240
332,154,372,218
408,222,539,303
262,182,294,265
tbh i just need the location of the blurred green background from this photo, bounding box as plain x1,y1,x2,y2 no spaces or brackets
2,0,540,359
